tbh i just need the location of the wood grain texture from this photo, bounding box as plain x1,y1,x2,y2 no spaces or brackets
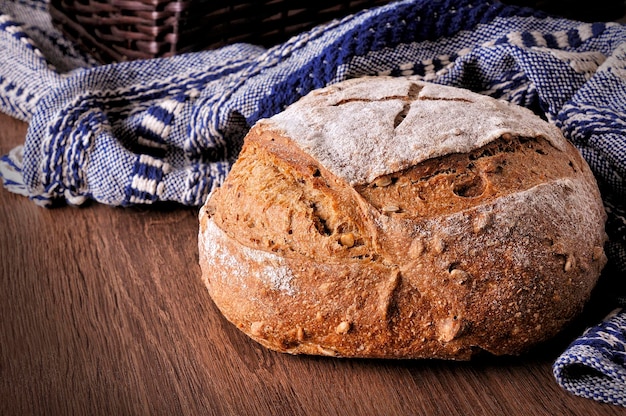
0,110,623,415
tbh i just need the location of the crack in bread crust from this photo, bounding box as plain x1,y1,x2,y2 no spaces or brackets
207,127,585,261
356,135,579,219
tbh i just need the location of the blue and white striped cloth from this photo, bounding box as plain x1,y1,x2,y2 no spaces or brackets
0,0,625,406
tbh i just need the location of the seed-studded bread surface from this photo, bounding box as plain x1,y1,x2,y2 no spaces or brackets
199,76,607,359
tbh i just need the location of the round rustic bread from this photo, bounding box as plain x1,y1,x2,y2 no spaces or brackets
198,76,607,359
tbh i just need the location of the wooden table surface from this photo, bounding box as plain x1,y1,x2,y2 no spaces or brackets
1,108,624,414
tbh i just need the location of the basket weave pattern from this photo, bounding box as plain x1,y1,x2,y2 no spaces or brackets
49,0,392,63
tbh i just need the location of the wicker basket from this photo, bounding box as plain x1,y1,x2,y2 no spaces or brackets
49,0,392,63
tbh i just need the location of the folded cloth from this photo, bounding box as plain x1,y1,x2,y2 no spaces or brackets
0,0,625,406
554,308,626,406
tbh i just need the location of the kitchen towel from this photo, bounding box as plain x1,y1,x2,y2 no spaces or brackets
0,0,624,406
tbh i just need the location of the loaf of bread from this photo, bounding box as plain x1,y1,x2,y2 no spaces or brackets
198,76,607,359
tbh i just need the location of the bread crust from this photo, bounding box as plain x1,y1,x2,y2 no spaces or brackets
198,77,607,359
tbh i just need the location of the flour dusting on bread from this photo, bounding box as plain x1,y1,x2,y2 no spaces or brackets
268,77,565,185
202,219,296,295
